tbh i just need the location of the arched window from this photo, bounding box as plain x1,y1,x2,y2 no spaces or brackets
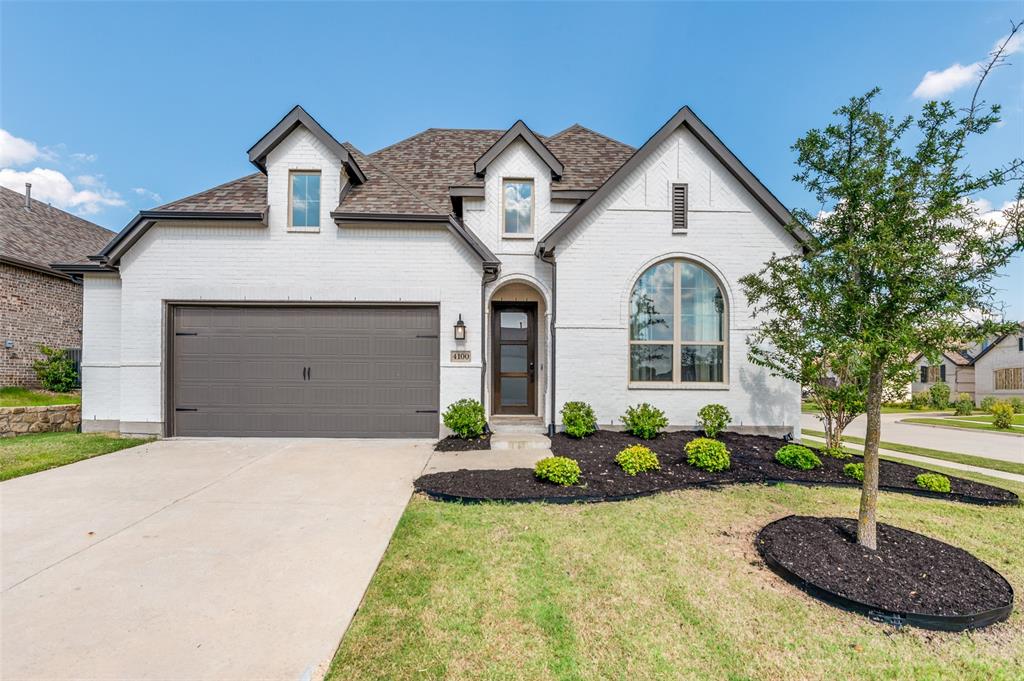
629,259,726,384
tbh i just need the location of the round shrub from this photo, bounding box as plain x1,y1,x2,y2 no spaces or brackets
442,398,486,439
774,444,822,470
621,403,669,440
953,393,973,416
1008,397,1024,415
991,402,1014,430
910,390,931,410
821,445,851,460
844,462,865,482
32,345,78,393
980,396,998,413
916,472,951,494
561,401,596,438
697,403,731,438
928,382,951,410
615,445,660,476
685,437,730,473
534,456,581,486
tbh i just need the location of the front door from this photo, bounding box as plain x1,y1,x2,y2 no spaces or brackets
492,303,536,415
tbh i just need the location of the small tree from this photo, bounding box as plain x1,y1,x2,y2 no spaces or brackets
742,24,1024,549
32,346,79,393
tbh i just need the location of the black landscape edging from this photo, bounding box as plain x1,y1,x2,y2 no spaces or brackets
415,474,1019,507
755,516,1014,632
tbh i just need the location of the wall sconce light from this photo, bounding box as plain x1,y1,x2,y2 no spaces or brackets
454,314,466,341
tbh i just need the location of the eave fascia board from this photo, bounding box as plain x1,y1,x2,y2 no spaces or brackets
49,260,115,276
537,106,808,253
474,120,564,179
247,105,366,184
1,255,76,280
101,208,268,265
449,185,485,198
331,211,500,267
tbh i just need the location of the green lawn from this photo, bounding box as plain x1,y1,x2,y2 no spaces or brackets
903,416,1024,435
954,414,1024,426
802,401,949,415
329,476,1024,680
802,428,1024,477
0,387,80,407
0,432,150,481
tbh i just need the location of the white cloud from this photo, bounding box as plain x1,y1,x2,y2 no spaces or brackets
132,186,162,203
70,152,97,163
913,30,1024,99
0,129,43,166
0,167,125,215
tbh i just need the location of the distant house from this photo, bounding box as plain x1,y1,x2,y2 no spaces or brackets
908,327,1024,405
910,350,975,400
972,327,1024,404
0,184,114,388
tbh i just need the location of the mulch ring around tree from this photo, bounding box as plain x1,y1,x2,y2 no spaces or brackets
415,430,1019,505
434,433,491,452
756,515,1014,630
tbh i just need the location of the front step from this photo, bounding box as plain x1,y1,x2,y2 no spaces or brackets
489,416,546,434
490,433,551,451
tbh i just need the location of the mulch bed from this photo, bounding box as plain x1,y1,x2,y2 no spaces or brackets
756,515,1014,630
415,429,1018,505
434,433,491,452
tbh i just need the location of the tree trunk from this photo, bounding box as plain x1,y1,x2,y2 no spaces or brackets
857,359,885,550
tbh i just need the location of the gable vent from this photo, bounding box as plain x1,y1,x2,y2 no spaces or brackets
672,183,688,232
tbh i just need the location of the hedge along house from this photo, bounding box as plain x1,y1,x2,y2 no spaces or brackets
54,106,807,438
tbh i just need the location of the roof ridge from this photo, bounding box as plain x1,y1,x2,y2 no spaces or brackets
366,128,437,158
353,155,445,214
156,173,262,211
548,122,635,150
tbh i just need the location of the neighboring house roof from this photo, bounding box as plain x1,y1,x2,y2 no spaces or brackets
970,325,1024,363
910,350,974,367
0,185,114,279
537,106,809,256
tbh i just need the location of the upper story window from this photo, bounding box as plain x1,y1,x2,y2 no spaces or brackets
503,179,534,236
290,171,321,229
629,259,726,385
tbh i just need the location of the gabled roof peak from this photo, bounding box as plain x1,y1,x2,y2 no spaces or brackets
247,105,366,184
474,119,564,179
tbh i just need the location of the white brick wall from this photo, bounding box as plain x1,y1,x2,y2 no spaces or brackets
552,126,801,432
81,273,121,427
974,334,1024,403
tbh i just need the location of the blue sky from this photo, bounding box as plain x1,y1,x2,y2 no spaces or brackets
2,1,1021,316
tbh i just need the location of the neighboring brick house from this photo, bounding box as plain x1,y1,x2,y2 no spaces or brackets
972,327,1024,404
58,105,809,438
1,185,114,388
910,350,976,400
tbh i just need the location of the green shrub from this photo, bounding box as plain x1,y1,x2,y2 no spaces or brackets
980,396,998,413
621,403,669,439
685,437,730,473
915,472,951,493
991,402,1014,430
615,445,660,476
822,445,851,460
1008,397,1024,415
774,444,822,470
928,382,951,410
844,462,865,482
31,346,78,393
561,401,596,438
697,403,731,438
442,398,486,439
534,456,581,486
953,393,974,416
910,390,931,410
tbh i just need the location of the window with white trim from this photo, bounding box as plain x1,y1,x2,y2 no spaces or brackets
629,259,726,384
289,171,321,229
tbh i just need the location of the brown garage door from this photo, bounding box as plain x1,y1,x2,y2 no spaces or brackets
170,305,439,437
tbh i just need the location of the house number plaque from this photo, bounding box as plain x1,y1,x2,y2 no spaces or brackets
450,350,472,362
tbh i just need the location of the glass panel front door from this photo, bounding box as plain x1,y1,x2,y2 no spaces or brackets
493,303,536,414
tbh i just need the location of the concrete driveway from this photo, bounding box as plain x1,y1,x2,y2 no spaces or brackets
1,437,433,681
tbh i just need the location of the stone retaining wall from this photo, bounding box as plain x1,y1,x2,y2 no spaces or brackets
0,404,81,437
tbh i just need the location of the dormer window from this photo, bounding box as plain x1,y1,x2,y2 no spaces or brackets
503,179,534,236
289,171,321,230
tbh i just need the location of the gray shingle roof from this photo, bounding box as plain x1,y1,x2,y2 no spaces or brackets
0,185,114,276
152,122,636,218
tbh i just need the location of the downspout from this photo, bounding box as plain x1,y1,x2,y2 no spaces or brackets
541,248,557,436
481,264,499,412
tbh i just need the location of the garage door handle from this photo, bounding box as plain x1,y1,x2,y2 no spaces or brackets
416,409,438,413
175,408,198,412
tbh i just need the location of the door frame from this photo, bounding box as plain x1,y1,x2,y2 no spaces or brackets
163,301,441,437
490,301,537,415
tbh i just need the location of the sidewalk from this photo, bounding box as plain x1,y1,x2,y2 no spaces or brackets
800,432,1024,484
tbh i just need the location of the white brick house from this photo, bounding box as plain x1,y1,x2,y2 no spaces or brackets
55,106,806,438
972,329,1024,404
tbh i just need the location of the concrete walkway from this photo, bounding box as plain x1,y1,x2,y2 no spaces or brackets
800,432,1024,484
1,437,433,681
800,412,1023,465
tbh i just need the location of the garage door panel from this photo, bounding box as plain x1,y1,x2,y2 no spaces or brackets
172,306,439,437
